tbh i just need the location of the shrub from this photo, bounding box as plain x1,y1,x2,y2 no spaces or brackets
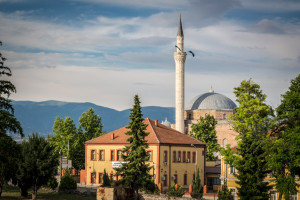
167,183,185,197
102,169,111,187
191,168,203,199
141,178,160,194
217,181,233,200
59,171,77,190
47,175,58,190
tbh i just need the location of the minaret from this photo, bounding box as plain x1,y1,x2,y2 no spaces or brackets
174,15,186,134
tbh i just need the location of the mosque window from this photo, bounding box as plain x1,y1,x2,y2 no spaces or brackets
223,139,227,147
188,113,192,120
223,113,226,119
183,151,186,162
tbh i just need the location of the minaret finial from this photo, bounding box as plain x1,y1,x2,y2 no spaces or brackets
209,85,214,93
177,14,184,37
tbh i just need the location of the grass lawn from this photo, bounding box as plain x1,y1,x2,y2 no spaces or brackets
1,185,95,200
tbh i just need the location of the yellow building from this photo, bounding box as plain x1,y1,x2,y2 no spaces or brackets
81,118,206,192
220,150,300,200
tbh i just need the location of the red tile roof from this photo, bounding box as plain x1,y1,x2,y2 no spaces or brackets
86,118,205,147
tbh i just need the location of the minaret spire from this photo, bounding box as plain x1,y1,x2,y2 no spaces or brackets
174,14,187,134
177,14,184,37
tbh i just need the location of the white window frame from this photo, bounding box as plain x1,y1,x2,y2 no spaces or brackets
269,190,277,200
229,165,236,174
290,193,298,200
229,187,237,200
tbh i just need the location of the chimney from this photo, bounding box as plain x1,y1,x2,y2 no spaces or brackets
111,133,114,140
155,120,158,127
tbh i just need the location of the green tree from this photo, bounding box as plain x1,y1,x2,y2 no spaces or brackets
218,180,234,200
0,41,23,137
167,183,185,197
221,79,273,200
59,171,77,190
70,108,104,170
0,135,20,196
79,108,104,141
18,133,58,200
48,116,77,157
191,167,203,199
266,74,300,200
115,95,153,200
102,169,111,187
190,114,219,161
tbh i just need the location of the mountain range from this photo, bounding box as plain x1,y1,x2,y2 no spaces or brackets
11,100,175,138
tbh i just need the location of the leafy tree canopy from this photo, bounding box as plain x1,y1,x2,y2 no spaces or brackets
0,135,20,196
222,79,273,200
266,74,300,200
18,133,58,200
0,41,23,137
48,116,77,157
190,114,219,161
79,107,104,141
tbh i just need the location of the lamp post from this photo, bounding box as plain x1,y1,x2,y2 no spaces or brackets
59,149,62,182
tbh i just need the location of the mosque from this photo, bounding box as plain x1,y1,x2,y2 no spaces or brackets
165,15,239,149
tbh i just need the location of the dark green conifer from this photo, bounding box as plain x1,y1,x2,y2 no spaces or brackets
115,95,153,200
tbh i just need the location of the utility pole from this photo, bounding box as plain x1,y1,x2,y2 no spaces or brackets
59,149,62,182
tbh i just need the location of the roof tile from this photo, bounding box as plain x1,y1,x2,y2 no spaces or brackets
86,118,205,146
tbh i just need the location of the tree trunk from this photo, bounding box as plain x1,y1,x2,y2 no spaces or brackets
135,188,139,200
20,186,28,197
32,186,37,200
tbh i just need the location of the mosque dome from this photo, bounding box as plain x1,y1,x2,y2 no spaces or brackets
186,90,237,110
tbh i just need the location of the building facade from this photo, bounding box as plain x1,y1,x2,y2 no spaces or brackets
82,118,206,193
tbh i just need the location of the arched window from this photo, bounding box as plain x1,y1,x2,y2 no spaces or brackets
223,138,227,147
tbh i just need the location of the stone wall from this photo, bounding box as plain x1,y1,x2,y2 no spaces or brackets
141,194,198,200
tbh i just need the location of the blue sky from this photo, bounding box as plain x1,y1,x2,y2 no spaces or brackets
1,0,299,110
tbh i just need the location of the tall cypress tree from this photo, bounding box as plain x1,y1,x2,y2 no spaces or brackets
222,79,273,200
115,95,152,200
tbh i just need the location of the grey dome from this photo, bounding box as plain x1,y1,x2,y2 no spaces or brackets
186,92,236,110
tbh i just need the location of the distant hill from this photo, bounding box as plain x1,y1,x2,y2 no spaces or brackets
11,100,175,138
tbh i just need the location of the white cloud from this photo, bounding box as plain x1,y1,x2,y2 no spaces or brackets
1,3,300,110
72,0,186,10
241,0,300,12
